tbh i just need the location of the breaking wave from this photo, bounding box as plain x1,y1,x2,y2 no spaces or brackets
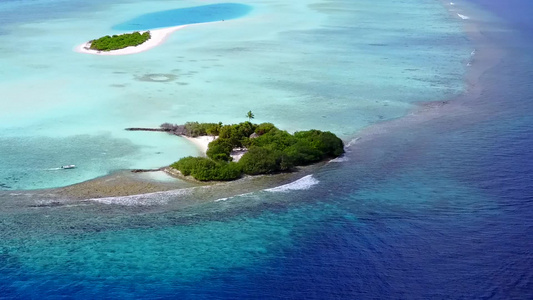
265,175,319,193
88,188,193,206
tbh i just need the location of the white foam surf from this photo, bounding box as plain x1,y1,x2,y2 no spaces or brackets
457,13,470,20
265,175,319,193
214,192,255,202
88,188,193,206
345,137,362,149
329,156,349,163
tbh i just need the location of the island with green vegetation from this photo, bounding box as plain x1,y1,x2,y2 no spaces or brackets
90,31,151,51
163,121,344,181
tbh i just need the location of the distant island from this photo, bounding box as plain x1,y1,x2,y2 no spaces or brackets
89,31,151,51
76,26,188,56
128,119,345,182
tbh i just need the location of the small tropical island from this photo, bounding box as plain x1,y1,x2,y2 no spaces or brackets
89,31,151,51
76,26,187,56
129,112,345,182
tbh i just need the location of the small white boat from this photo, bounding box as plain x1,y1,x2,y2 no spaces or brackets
61,165,76,169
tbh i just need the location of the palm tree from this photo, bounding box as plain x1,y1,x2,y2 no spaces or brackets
246,110,255,121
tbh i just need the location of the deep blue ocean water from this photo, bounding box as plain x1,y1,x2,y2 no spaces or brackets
0,0,532,298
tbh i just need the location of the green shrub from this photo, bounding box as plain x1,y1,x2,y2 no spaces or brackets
250,128,297,151
235,121,256,138
187,157,218,180
283,140,324,165
254,122,275,135
90,31,150,51
170,121,344,181
212,162,242,181
238,147,281,175
184,122,203,137
184,122,222,137
170,156,204,176
206,122,223,136
171,156,242,181
294,130,344,157
219,125,240,146
206,138,233,161
219,122,257,148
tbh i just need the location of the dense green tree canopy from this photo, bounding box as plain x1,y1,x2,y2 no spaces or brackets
185,122,221,137
90,31,151,51
170,157,241,181
171,121,344,181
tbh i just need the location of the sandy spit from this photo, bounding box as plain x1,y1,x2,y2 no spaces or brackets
74,25,188,56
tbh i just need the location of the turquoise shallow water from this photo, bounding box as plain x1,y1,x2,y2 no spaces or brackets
0,0,469,190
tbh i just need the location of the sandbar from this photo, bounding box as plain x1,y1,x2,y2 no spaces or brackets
74,25,188,56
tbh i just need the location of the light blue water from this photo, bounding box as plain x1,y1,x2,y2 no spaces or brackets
0,0,469,190
113,3,253,31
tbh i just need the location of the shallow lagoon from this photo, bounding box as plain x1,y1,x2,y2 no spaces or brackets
0,0,469,190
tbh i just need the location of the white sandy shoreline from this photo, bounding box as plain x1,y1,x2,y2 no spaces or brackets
184,136,216,155
183,135,246,161
74,25,188,56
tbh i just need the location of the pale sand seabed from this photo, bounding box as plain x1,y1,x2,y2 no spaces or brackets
74,25,188,56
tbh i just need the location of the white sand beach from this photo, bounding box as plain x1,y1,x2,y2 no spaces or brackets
183,136,248,161
184,136,216,155
74,25,188,56
230,149,247,162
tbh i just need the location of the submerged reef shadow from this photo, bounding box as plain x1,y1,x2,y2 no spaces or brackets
135,73,177,83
